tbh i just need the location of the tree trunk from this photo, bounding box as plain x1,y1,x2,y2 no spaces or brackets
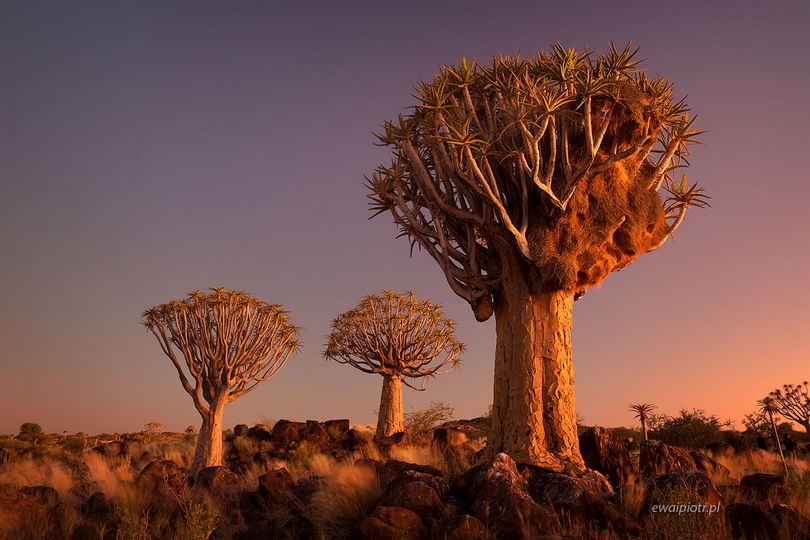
488,264,584,473
641,418,648,441
376,374,404,438
190,398,226,477
768,413,788,475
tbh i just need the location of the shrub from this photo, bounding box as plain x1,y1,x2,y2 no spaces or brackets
404,402,454,442
649,409,731,449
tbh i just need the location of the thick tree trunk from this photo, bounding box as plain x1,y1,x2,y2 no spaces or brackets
487,264,584,473
641,418,649,441
376,374,404,438
190,398,226,477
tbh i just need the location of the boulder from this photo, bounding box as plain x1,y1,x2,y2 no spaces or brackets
135,460,185,513
233,424,249,437
359,506,426,540
689,451,734,485
522,467,640,537
302,420,331,449
342,429,367,452
432,427,468,449
70,523,104,540
246,425,273,442
578,427,635,488
91,440,128,458
639,440,697,478
725,502,780,540
383,480,443,517
639,470,722,517
258,467,294,500
378,459,442,490
446,514,488,540
196,466,240,495
81,491,113,524
769,504,808,537
272,420,308,447
457,453,554,539
740,473,787,503
324,419,351,436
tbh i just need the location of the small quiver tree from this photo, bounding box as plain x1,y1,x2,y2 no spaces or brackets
767,382,810,433
629,403,656,441
366,44,709,472
324,291,464,439
143,287,301,476
758,397,788,475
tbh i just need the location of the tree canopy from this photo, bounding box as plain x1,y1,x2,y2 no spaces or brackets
367,43,709,320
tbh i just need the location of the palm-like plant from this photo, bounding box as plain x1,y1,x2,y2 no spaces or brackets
757,397,788,475
629,403,656,441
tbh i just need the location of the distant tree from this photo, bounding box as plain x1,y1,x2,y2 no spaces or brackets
144,422,164,435
767,382,810,433
366,43,708,470
742,411,770,437
19,423,42,437
758,397,788,475
143,287,301,476
649,409,731,449
324,291,463,439
629,403,656,441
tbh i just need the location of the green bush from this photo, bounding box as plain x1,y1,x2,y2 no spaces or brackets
649,409,731,449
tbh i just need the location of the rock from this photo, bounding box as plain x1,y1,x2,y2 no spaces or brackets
359,506,426,540
324,419,351,436
639,471,722,517
0,493,47,536
578,427,635,488
384,480,443,517
354,458,384,473
740,473,787,502
522,467,613,505
82,492,113,523
433,427,469,448
136,459,185,492
19,485,59,507
375,431,408,454
233,424,249,437
252,451,284,470
639,440,697,478
458,453,554,538
272,420,308,447
689,451,734,485
91,440,128,458
446,514,488,540
342,429,368,452
769,504,808,537
302,420,331,449
378,460,442,490
292,475,325,505
522,467,640,537
247,425,273,442
258,467,294,500
70,523,103,540
135,460,185,513
725,502,780,539
196,466,240,495
704,442,735,457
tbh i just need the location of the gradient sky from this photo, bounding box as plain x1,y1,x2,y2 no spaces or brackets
2,0,809,435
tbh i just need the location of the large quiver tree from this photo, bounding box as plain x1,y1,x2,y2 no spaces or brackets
767,382,810,433
324,291,464,439
367,44,709,472
143,287,301,476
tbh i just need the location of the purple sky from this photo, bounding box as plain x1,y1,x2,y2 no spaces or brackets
2,1,809,435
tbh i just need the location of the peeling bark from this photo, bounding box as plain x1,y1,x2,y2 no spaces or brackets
487,257,584,473
190,398,225,477
376,374,404,438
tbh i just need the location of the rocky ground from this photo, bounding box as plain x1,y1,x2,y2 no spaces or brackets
0,421,809,539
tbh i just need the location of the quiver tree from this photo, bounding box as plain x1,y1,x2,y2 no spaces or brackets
366,43,709,472
324,291,463,439
143,287,301,476
758,397,788,475
767,382,810,433
629,403,656,441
